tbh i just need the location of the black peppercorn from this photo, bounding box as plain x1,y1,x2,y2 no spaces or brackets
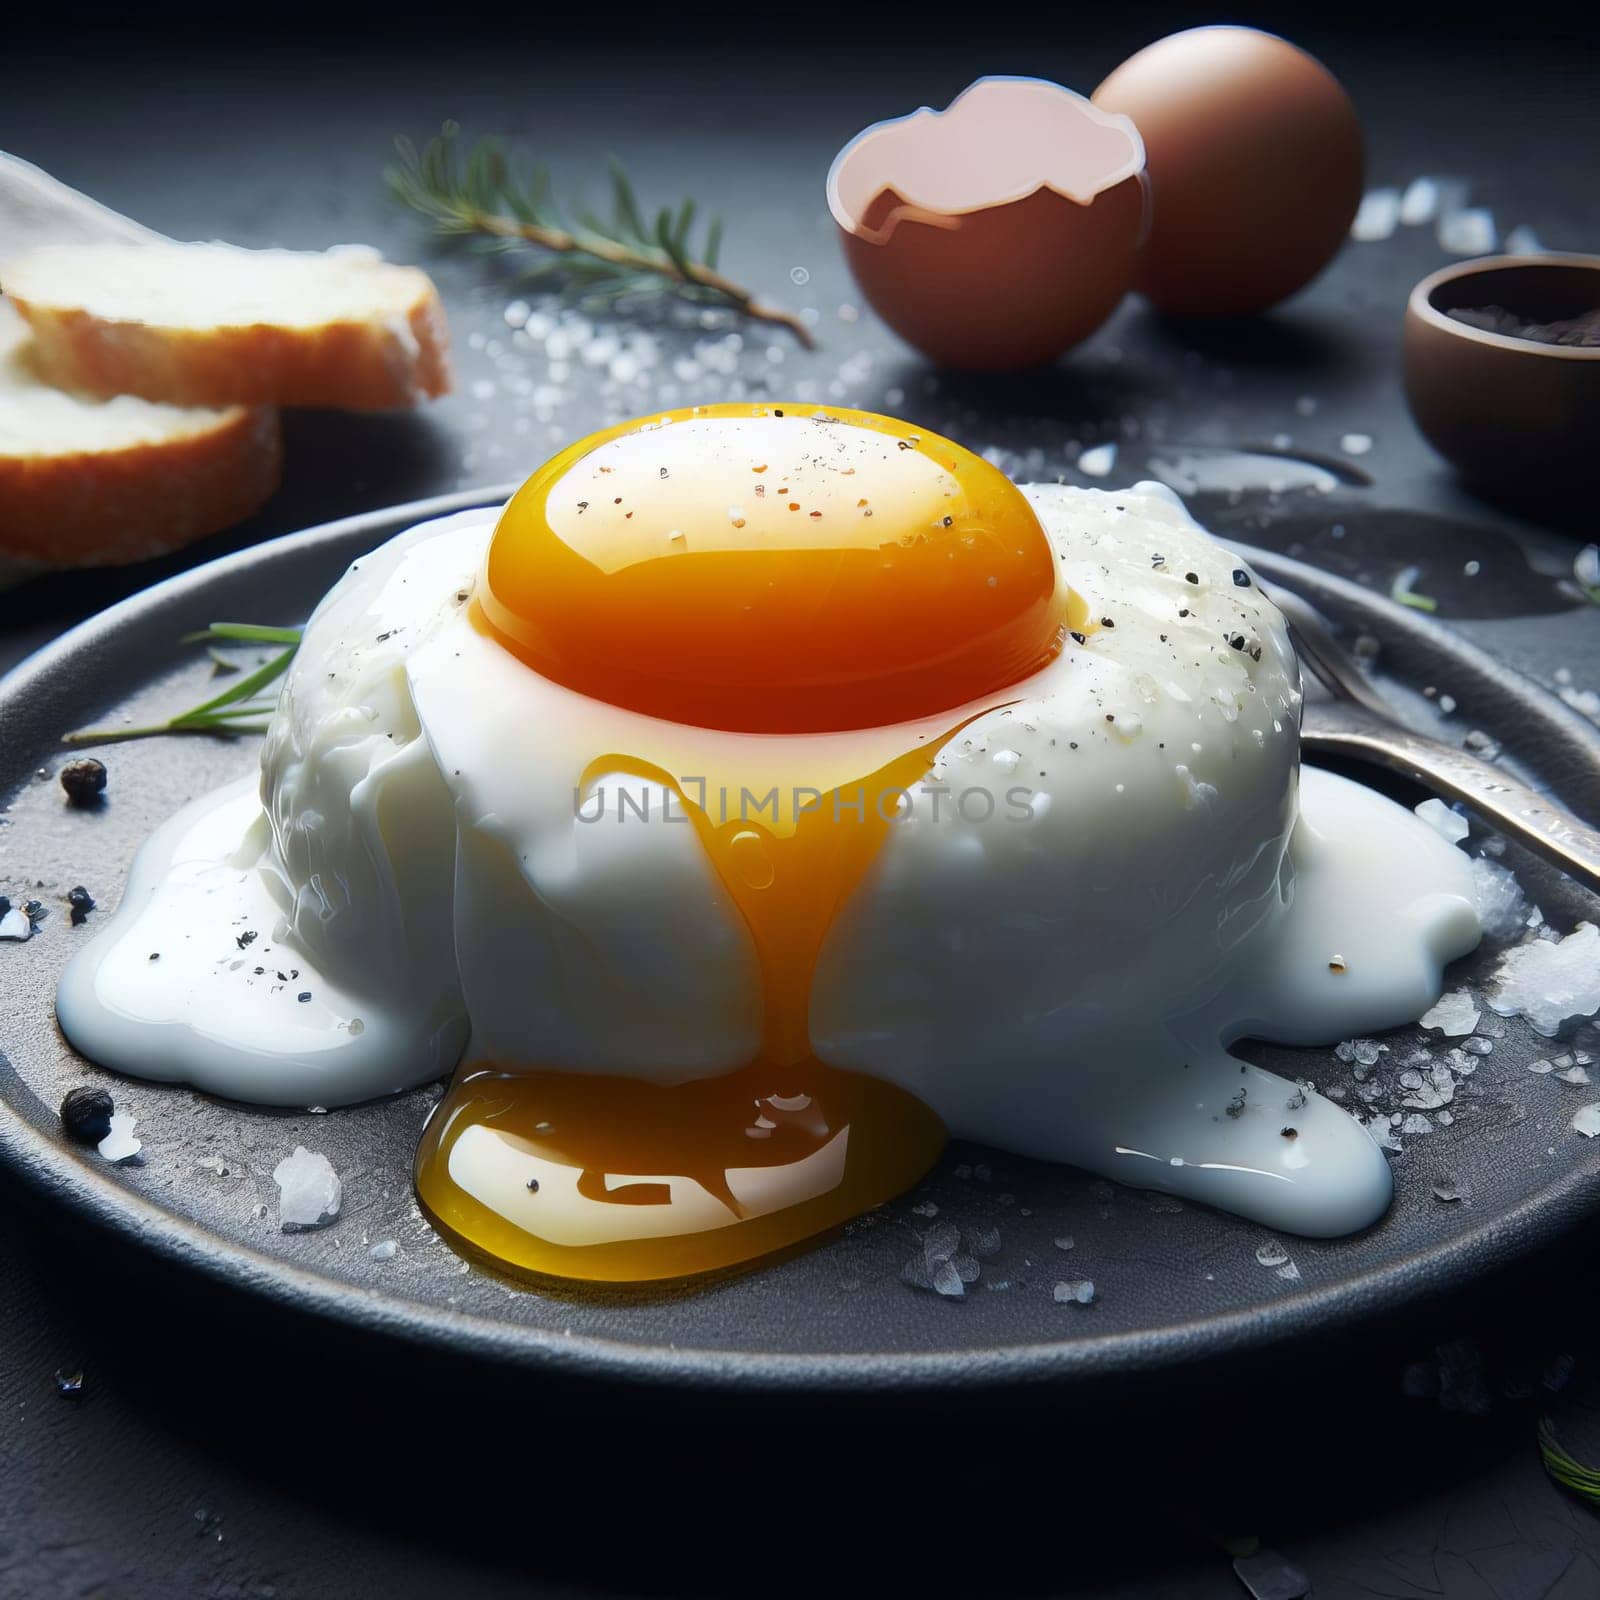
67,886,95,926
60,1085,115,1146
60,758,107,807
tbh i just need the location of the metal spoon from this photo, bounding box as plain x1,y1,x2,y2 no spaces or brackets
1268,583,1600,897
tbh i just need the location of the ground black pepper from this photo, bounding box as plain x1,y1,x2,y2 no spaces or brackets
60,1084,114,1145
60,758,107,807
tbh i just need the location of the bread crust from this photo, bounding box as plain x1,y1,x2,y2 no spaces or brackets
0,405,283,565
12,273,452,411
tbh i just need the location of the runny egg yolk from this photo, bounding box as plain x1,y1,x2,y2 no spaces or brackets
476,403,1071,732
414,405,1083,1283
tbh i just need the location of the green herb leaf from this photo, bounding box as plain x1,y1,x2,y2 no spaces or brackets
1390,566,1439,613
386,125,813,347
181,622,304,645
65,628,303,747
1539,1417,1600,1506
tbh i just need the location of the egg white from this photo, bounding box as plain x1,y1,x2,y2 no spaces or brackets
57,484,1481,1235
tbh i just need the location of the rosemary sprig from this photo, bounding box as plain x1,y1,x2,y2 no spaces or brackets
64,623,303,746
386,123,814,348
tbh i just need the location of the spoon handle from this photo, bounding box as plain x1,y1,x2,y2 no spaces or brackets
1302,713,1600,898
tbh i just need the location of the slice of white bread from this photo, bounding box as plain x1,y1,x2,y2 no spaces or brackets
0,300,282,566
1,241,452,411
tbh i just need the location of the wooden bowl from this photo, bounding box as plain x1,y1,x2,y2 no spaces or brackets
1403,254,1600,486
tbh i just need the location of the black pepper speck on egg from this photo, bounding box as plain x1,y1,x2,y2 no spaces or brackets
60,1084,114,1146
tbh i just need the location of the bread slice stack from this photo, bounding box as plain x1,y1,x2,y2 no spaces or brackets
0,158,452,572
0,300,283,567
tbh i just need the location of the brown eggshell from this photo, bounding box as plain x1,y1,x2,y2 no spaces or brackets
1404,254,1600,486
828,78,1147,371
1093,27,1363,317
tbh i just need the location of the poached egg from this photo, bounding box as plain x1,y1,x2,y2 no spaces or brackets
57,405,1482,1281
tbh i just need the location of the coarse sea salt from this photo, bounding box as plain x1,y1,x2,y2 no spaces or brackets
1399,177,1441,225
1439,207,1498,255
97,1113,142,1164
1367,1116,1402,1152
1420,988,1480,1037
901,1222,982,1297
1488,924,1600,1037
1254,1238,1290,1269
1336,1038,1385,1069
273,1147,342,1231
1415,798,1469,845
1470,855,1529,941
1351,189,1401,242
1078,443,1117,478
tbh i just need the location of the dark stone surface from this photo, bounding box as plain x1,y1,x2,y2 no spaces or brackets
2,9,1599,1597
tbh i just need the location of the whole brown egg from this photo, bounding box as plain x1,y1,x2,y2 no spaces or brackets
1093,26,1364,317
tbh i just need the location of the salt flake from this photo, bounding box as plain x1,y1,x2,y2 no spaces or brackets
273,1147,341,1231
1571,1104,1600,1138
97,1113,142,1165
1488,924,1600,1037
1420,989,1480,1037
1415,797,1469,845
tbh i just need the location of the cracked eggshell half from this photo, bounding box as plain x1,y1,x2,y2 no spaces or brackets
827,77,1147,371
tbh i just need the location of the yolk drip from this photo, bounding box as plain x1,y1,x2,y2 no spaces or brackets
475,403,1070,732
414,406,1080,1284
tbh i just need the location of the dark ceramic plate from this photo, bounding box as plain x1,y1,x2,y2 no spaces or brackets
3,487,1599,1398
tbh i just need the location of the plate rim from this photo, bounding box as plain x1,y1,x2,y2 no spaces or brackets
4,484,1598,1396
